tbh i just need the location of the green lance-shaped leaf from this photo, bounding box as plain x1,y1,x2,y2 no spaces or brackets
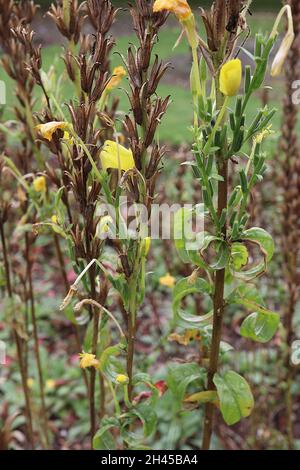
232,227,274,281
93,417,119,450
209,241,230,271
130,403,157,437
173,206,207,270
240,311,280,343
228,284,278,318
98,341,126,381
213,371,254,426
184,390,219,406
230,242,249,271
172,277,213,328
167,363,205,403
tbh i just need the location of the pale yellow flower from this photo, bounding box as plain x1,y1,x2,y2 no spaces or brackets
159,273,176,288
79,352,99,369
100,140,135,172
33,176,46,192
46,379,56,390
36,121,68,141
141,237,151,257
153,0,192,21
220,59,242,97
116,374,129,385
27,378,34,389
106,66,127,91
51,215,58,224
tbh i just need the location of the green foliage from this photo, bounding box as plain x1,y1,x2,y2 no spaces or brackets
213,371,254,426
240,311,280,343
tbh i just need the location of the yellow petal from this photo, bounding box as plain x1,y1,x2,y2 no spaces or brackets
220,59,242,97
33,176,46,192
36,121,68,141
79,352,99,369
106,66,127,90
153,0,192,21
100,140,135,172
46,379,56,390
116,374,129,384
159,273,176,288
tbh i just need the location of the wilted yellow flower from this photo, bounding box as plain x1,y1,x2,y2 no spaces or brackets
106,66,127,91
36,121,68,141
159,273,176,288
51,215,58,224
169,329,200,346
153,0,192,21
153,0,197,49
116,374,129,385
27,378,34,389
46,379,56,390
220,59,242,97
79,352,99,369
100,140,135,172
33,176,46,192
270,5,294,77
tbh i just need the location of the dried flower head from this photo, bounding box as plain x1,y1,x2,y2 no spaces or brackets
270,5,294,77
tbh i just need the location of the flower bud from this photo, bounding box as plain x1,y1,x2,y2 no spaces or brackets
220,59,242,97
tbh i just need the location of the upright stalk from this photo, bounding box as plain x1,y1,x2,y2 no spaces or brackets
53,233,89,392
0,222,34,449
127,270,138,400
279,0,300,449
202,73,228,451
25,235,49,448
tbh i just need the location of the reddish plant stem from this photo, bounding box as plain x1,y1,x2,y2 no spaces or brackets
53,233,89,392
25,234,49,448
0,222,34,448
202,82,228,451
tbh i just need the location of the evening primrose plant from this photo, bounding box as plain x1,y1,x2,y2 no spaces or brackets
153,0,294,450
